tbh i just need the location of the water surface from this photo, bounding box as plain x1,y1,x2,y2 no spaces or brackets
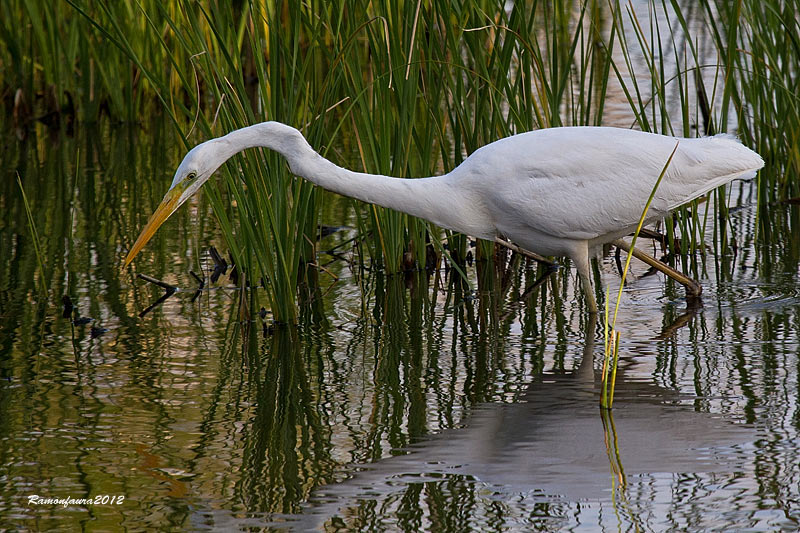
2,2,800,528
1,121,798,532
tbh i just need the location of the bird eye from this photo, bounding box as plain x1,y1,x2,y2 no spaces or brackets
186,172,197,181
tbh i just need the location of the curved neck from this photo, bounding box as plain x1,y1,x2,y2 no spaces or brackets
215,122,479,235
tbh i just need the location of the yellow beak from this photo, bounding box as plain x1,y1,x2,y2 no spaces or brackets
124,186,183,268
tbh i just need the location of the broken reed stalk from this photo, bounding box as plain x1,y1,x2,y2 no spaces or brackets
137,273,178,294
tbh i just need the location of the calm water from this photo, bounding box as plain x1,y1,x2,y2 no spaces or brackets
3,7,800,533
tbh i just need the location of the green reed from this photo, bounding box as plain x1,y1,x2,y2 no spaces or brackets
601,142,678,409
703,0,800,201
16,176,48,296
4,0,795,319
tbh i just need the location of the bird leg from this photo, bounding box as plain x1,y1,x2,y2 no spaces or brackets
578,267,599,314
493,237,600,312
612,239,702,297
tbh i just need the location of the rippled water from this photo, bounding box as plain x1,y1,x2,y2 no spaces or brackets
2,3,800,531
1,120,798,531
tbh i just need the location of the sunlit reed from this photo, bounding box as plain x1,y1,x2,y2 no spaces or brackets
2,0,793,319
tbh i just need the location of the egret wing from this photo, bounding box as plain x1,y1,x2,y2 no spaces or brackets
466,127,762,241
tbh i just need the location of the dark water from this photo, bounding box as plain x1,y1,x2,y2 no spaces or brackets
1,118,799,532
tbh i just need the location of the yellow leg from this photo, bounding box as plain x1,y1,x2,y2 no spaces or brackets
612,239,702,297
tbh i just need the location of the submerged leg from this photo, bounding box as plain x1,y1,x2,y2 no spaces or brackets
612,239,702,297
577,260,599,313
570,242,598,313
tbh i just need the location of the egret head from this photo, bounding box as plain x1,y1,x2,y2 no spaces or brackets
123,140,223,267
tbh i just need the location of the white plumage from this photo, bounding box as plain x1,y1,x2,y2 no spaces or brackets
125,122,764,312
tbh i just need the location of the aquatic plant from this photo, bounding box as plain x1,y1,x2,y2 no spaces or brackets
601,143,679,409
2,0,795,319
16,176,48,296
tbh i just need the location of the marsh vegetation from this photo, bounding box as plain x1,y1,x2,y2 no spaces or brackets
1,0,799,530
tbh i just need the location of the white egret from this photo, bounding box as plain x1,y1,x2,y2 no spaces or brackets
124,122,764,312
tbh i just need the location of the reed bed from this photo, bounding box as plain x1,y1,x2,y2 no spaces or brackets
2,0,795,320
